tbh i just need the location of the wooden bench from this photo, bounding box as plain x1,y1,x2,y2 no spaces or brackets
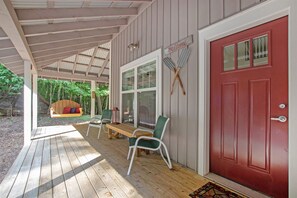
106,123,153,139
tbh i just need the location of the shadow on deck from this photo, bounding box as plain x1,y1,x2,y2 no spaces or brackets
0,123,208,198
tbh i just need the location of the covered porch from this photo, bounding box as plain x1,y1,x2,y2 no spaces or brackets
0,124,208,197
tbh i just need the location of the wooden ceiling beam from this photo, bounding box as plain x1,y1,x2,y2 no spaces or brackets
27,27,117,45
72,55,79,74
30,35,111,52
0,0,36,70
86,47,99,75
16,7,138,21
38,70,109,83
98,51,110,78
23,19,127,36
33,42,100,59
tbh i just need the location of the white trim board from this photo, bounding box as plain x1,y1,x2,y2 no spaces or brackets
198,0,297,197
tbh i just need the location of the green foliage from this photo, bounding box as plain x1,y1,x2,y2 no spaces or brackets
0,64,109,114
0,64,23,99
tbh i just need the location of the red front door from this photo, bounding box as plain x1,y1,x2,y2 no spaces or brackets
210,17,288,197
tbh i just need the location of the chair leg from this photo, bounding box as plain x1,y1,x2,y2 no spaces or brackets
127,146,137,175
97,127,101,139
160,142,172,169
86,125,91,136
127,147,132,160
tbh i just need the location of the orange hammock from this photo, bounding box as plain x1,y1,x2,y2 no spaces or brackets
50,100,83,118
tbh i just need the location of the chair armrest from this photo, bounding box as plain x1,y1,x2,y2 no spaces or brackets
134,136,161,146
132,128,154,136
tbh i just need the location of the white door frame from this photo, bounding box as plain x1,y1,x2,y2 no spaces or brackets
198,0,297,196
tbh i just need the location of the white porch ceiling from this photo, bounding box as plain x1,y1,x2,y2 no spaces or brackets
0,0,152,82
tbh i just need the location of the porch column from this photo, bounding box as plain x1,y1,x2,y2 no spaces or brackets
23,60,32,145
91,80,96,117
32,72,38,129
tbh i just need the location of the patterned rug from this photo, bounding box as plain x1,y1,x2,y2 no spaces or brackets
189,182,243,198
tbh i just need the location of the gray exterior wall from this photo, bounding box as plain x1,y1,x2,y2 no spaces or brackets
110,0,263,171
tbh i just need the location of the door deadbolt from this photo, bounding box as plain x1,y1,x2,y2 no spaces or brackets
279,104,286,109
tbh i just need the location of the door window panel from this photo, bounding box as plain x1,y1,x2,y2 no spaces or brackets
238,40,250,69
122,93,134,124
138,91,156,129
224,44,235,71
122,69,134,91
253,35,268,66
137,61,156,89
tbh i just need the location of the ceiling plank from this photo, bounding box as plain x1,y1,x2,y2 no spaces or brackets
23,19,127,36
0,0,36,70
16,8,138,21
0,55,22,64
3,61,23,68
0,39,14,50
33,42,100,58
86,47,99,75
98,51,110,77
27,28,117,45
38,70,109,83
0,48,19,58
30,35,111,52
0,28,8,37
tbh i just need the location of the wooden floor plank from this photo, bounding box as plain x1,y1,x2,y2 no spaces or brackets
8,141,38,198
64,134,112,198
50,137,68,198
0,145,30,198
2,125,211,198
38,138,53,198
76,133,144,198
61,134,99,198
68,132,128,198
56,135,83,198
23,139,45,198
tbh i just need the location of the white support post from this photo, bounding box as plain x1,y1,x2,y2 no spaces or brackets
23,60,32,145
91,80,96,118
32,72,38,129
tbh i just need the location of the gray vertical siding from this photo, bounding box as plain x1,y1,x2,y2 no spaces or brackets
110,0,263,171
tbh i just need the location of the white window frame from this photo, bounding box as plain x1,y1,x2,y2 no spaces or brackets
120,48,162,127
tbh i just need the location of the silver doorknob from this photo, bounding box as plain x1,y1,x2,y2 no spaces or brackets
270,116,287,123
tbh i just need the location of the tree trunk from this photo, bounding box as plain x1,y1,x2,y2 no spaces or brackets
97,95,102,114
48,82,52,114
105,96,109,110
57,82,62,100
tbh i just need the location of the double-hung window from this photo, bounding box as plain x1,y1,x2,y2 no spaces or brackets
120,49,162,128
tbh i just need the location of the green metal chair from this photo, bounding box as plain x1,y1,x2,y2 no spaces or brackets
86,109,112,139
127,116,172,175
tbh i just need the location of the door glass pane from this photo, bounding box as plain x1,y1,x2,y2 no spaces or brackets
224,44,235,71
122,93,134,124
137,60,156,89
137,91,156,129
253,35,268,66
237,40,250,69
122,69,134,91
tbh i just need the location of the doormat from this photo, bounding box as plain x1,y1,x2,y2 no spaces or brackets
189,182,243,198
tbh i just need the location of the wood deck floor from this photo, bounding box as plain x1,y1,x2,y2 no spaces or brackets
0,123,209,198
